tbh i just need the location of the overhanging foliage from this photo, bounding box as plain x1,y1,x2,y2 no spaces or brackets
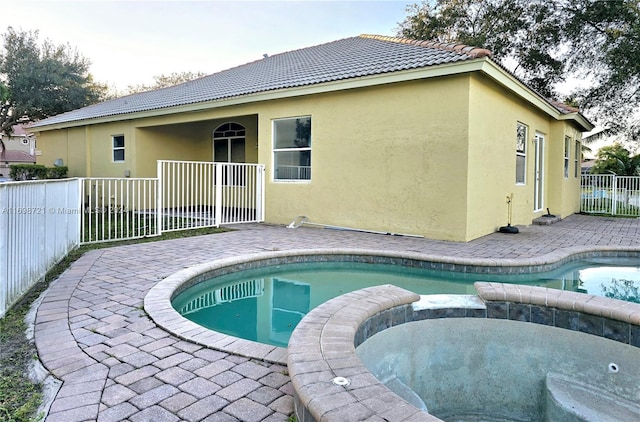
399,0,640,143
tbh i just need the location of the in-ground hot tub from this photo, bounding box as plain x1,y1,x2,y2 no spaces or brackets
357,317,640,421
286,283,640,422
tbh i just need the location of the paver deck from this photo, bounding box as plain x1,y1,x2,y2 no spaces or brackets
33,214,640,421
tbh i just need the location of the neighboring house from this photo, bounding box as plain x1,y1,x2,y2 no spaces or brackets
581,130,640,167
0,124,37,178
581,159,596,175
0,151,37,179
29,34,593,242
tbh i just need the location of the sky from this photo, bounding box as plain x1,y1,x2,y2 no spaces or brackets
5,0,413,92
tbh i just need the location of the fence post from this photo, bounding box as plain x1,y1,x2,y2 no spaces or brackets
78,178,84,244
0,186,7,317
157,161,163,235
612,175,618,216
257,165,265,222
215,163,222,227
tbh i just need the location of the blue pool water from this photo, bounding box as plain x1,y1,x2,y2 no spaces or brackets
171,257,640,347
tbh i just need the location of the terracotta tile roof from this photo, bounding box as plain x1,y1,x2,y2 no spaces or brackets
547,99,580,114
11,124,34,137
31,34,490,128
361,34,492,59
0,150,36,163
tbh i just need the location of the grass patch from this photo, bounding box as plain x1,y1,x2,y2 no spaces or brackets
0,226,229,421
82,212,213,243
0,308,43,422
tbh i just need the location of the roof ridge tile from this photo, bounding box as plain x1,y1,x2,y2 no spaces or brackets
547,98,580,114
359,34,492,59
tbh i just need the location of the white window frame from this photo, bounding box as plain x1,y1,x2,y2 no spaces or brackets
564,136,571,179
213,122,246,163
533,132,545,212
574,140,580,177
272,116,311,182
516,122,527,185
112,135,125,163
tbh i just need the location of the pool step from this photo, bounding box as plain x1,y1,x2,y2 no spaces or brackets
545,373,640,422
383,376,429,413
533,215,562,225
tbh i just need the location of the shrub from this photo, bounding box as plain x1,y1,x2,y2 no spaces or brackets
8,164,68,180
9,164,48,180
46,166,68,179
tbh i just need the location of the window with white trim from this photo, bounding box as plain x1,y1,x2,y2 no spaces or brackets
564,136,571,178
516,122,527,184
213,123,246,186
273,116,311,181
213,122,246,163
113,135,125,162
574,140,580,177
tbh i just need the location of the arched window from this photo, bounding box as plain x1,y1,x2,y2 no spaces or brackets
213,123,245,163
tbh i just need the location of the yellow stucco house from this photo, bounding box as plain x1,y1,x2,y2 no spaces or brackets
30,34,593,242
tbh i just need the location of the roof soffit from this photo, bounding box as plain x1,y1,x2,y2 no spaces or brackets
477,60,594,132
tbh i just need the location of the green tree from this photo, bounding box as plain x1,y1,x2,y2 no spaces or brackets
398,0,564,96
125,71,207,94
563,0,640,141
0,27,106,144
590,144,640,175
398,0,640,143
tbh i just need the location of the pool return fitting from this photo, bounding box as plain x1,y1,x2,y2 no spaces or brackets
332,376,351,386
286,215,424,238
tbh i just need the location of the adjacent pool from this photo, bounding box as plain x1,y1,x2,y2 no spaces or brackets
171,257,640,347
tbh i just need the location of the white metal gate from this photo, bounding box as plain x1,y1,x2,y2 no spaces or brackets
581,174,640,217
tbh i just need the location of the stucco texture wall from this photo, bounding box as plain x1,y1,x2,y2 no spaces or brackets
258,76,471,241
35,127,87,177
467,74,583,238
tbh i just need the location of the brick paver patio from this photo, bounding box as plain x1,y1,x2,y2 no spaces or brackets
33,214,640,421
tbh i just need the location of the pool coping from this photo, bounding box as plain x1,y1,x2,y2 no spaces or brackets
144,247,640,365
286,283,640,421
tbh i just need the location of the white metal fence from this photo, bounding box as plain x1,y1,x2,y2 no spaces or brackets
81,161,264,242
581,174,640,217
0,179,80,318
81,178,159,243
1,160,265,318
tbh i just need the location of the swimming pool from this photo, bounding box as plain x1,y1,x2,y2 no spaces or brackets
171,256,640,347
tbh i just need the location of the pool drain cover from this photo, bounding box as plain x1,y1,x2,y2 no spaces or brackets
332,376,350,386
